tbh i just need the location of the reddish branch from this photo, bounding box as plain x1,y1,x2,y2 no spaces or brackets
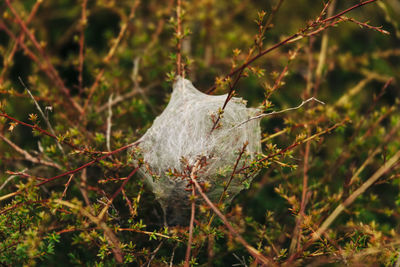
36,141,140,187
206,0,378,94
189,166,274,266
184,184,196,267
185,162,199,267
0,112,86,153
5,0,83,114
0,0,42,83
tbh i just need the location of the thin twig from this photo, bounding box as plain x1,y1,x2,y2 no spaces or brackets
0,112,99,155
118,228,179,241
0,133,61,169
169,243,178,266
236,97,325,128
55,199,124,263
0,169,27,191
206,0,379,94
236,119,348,174
106,94,113,152
5,0,83,113
340,16,390,35
79,169,91,207
189,161,274,266
61,175,74,199
78,0,88,94
83,0,141,114
0,0,42,83
315,0,337,92
208,143,247,227
36,141,140,187
98,166,140,220
313,149,400,239
19,77,65,154
176,0,183,76
185,163,199,267
121,188,135,216
145,241,164,267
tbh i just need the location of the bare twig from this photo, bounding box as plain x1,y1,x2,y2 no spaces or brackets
145,241,164,267
144,0,175,53
236,97,325,128
170,244,178,266
61,175,74,199
19,77,65,154
0,169,27,191
315,0,337,92
0,133,61,169
79,169,91,207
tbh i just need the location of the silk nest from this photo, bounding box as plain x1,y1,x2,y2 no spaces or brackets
133,77,261,224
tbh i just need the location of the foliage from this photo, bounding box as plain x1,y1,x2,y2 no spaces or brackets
0,0,399,266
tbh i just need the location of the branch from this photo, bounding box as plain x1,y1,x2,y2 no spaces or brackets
106,94,113,152
0,169,27,191
0,133,61,169
0,0,42,83
55,199,124,263
206,0,378,94
189,161,274,266
97,166,140,220
5,0,83,114
83,0,141,114
176,0,183,76
19,77,65,154
236,119,348,174
313,149,400,240
36,141,140,187
78,0,88,93
185,162,199,267
236,97,325,128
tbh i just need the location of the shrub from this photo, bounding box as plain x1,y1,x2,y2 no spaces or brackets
1,0,399,265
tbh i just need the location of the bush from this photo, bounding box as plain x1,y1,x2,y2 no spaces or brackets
1,0,399,265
